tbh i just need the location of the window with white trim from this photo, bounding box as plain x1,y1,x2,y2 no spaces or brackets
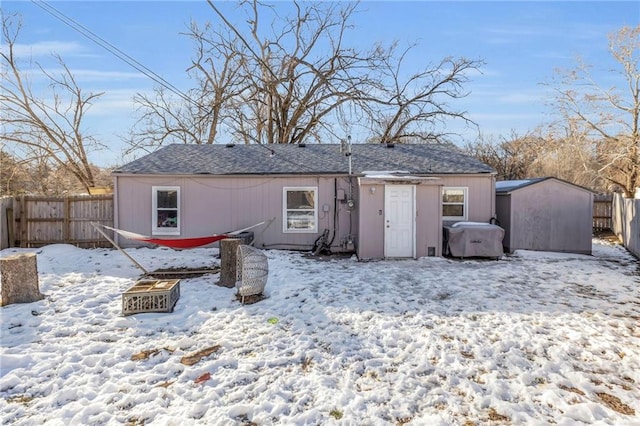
152,186,180,235
283,187,317,232
442,187,468,221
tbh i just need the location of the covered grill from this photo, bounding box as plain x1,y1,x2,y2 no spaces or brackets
443,222,505,260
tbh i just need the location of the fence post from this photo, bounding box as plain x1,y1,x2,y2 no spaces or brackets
6,207,13,249
20,195,27,248
0,198,11,250
63,196,70,243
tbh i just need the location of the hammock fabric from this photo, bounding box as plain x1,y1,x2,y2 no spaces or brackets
101,222,264,250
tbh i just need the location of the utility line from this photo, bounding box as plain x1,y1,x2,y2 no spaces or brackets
30,0,320,160
31,0,200,109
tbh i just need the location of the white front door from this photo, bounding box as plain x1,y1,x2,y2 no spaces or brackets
384,184,415,258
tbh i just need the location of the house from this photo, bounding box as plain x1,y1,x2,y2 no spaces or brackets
495,177,593,255
112,143,497,259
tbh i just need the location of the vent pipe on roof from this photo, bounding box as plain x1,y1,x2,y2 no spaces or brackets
225,143,235,148
386,142,395,148
298,143,306,147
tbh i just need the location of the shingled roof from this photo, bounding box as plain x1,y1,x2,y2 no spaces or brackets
114,143,495,176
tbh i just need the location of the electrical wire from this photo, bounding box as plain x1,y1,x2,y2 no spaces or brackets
30,0,349,167
31,0,200,109
30,0,281,159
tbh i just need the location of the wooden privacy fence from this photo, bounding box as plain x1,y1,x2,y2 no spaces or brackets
1,195,114,249
593,193,613,232
612,193,640,258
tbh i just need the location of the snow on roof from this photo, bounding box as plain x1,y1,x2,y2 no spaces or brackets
495,177,547,193
361,171,440,181
496,177,595,194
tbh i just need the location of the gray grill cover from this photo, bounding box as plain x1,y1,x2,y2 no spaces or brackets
444,224,505,259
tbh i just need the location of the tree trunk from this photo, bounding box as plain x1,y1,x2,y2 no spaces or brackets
219,238,241,288
0,253,44,306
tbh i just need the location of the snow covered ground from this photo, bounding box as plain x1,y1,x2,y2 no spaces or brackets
1,239,639,425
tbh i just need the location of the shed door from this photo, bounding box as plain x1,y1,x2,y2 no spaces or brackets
384,185,415,258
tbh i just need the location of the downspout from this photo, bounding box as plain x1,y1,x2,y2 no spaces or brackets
329,178,338,247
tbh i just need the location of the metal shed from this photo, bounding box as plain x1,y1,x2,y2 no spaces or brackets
495,177,593,254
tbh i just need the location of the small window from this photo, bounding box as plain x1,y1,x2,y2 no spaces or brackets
283,187,317,232
442,187,467,221
152,186,180,235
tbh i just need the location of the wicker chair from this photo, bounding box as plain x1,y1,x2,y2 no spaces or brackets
235,245,269,303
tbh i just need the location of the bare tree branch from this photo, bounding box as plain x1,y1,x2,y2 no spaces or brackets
0,13,103,193
546,25,639,196
127,0,482,151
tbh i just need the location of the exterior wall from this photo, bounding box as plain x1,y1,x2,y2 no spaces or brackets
114,172,495,259
435,175,496,225
495,194,512,251
507,179,593,254
357,174,494,260
357,181,385,259
357,180,443,260
113,174,356,251
415,184,443,258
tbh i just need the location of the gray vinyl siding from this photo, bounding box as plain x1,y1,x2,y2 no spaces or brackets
495,194,512,251
114,172,496,258
113,174,357,251
435,175,497,224
415,184,444,258
357,180,385,259
357,174,493,259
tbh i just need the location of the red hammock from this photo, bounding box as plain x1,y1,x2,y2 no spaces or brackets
100,222,264,249
138,234,229,249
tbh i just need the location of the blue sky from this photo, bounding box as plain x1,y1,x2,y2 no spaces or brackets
3,1,639,167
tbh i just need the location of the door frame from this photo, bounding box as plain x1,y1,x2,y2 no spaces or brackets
384,184,416,258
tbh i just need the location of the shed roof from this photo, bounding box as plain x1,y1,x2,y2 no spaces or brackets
496,177,593,194
114,143,495,176
495,178,547,193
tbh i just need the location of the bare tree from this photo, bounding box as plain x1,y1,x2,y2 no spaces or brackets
128,0,481,149
464,131,546,180
0,147,108,196
367,43,482,144
0,14,103,193
547,25,639,196
211,0,377,145
0,149,32,195
532,123,607,191
127,23,249,153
